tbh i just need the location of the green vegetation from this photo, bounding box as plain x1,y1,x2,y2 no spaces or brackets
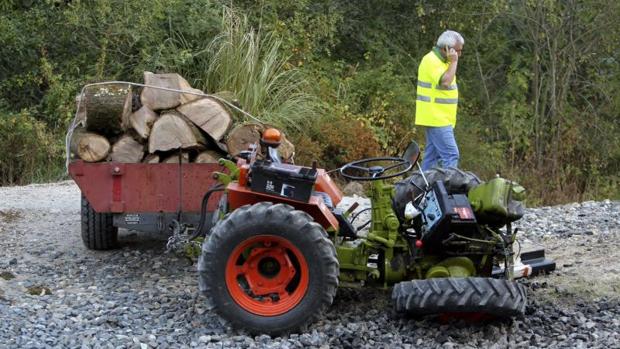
0,0,618,204
195,7,322,130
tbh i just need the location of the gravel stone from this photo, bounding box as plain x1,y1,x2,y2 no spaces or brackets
0,181,618,348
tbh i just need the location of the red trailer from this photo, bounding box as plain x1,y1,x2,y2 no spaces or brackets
66,81,235,250
69,160,224,249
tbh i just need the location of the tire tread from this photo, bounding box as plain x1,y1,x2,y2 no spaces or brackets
392,277,526,316
81,195,118,250
197,202,339,335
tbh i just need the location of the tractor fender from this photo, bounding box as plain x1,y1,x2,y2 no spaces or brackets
315,169,343,207
226,182,340,231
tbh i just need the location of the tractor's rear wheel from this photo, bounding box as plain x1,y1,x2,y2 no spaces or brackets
81,195,118,250
393,167,481,220
197,202,339,335
392,277,526,316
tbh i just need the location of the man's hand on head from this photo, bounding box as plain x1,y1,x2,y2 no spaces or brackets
446,46,458,63
440,46,459,87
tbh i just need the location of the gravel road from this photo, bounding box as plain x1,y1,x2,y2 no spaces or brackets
0,181,618,348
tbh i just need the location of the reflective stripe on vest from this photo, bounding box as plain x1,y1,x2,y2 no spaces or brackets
435,98,458,104
416,95,431,102
415,50,459,127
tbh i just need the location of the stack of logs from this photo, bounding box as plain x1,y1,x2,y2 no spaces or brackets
70,72,294,164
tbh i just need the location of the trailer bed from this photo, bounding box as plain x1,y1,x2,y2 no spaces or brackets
69,161,223,213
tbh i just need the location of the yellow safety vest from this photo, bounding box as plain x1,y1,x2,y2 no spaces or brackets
415,49,459,127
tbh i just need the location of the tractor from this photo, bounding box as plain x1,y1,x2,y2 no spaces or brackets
66,82,555,336
196,128,555,335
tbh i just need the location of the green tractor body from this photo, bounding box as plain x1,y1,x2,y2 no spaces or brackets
197,136,554,335
336,174,521,287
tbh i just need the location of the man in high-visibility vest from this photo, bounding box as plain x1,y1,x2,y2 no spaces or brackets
415,30,464,171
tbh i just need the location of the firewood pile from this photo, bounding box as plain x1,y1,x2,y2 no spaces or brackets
69,72,294,164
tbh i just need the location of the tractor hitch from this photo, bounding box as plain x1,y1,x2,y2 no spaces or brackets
492,247,556,278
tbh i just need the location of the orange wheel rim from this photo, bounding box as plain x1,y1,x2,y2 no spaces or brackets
225,235,309,316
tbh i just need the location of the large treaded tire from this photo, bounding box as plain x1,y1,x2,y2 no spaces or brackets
393,167,481,219
197,202,339,335
392,277,526,316
81,195,118,250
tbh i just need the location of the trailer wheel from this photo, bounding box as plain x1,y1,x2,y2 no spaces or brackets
392,277,526,316
197,202,339,335
81,195,118,250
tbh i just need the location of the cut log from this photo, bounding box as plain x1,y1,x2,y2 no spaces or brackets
279,133,295,163
110,135,145,163
141,72,202,110
69,126,87,160
195,150,224,164
70,129,111,162
225,123,265,156
129,106,158,140
148,111,207,153
143,154,160,164
84,84,132,137
161,152,190,164
177,97,232,142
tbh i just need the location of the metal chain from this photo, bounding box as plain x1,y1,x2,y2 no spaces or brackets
166,220,189,253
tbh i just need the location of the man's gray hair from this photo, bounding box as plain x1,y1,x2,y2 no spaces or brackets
436,30,464,48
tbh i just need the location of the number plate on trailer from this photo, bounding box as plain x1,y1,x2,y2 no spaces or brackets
124,214,141,225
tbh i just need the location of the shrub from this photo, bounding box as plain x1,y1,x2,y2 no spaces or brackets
290,114,381,171
326,62,417,155
0,110,64,185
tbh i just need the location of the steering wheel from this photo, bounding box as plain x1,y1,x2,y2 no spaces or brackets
340,157,413,181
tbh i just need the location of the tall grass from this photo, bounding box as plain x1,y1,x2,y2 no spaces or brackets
169,7,323,131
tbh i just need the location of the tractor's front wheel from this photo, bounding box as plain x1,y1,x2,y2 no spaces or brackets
197,202,339,335
392,277,526,316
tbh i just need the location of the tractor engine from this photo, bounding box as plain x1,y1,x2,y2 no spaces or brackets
416,181,479,249
413,177,526,256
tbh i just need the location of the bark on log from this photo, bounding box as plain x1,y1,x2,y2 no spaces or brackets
195,150,224,164
70,129,111,162
75,94,86,125
161,152,190,164
69,127,86,160
225,123,264,156
148,111,207,153
129,106,158,140
177,97,232,142
131,87,143,112
143,154,160,164
84,84,132,136
279,133,295,163
141,72,202,110
110,135,145,163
